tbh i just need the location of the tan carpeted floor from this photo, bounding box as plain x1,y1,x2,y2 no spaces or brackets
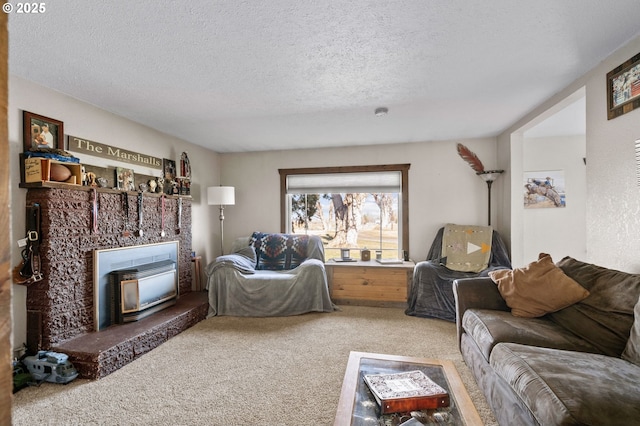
12,305,497,425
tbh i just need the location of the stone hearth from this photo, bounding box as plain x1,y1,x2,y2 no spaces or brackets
52,292,208,379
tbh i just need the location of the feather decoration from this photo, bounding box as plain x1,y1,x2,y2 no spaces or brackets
456,143,485,174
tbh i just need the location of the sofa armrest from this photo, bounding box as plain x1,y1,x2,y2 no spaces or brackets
453,277,509,350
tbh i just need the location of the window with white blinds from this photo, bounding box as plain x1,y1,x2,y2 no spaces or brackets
278,165,410,258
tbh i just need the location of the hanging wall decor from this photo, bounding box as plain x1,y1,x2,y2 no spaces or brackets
523,170,566,209
635,139,640,187
68,136,162,169
23,111,64,152
607,51,640,120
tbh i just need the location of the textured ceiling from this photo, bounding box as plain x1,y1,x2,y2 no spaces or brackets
8,1,640,153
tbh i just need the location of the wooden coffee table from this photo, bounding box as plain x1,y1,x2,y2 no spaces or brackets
334,351,483,426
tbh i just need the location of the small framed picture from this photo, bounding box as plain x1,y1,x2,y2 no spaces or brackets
115,167,136,192
607,51,640,120
162,158,176,181
23,110,64,151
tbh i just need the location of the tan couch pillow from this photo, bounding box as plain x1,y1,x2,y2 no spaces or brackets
489,253,590,318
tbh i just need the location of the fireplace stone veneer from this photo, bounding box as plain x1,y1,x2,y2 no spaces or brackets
23,185,207,378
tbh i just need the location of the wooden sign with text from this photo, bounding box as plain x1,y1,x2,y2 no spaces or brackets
67,136,162,169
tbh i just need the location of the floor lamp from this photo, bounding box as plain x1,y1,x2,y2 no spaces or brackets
477,170,503,226
207,186,235,254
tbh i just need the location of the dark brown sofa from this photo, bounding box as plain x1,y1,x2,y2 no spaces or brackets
454,256,640,425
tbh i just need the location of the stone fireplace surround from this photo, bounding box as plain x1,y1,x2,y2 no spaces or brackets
23,185,208,379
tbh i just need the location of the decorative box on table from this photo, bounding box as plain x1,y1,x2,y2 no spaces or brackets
363,370,450,414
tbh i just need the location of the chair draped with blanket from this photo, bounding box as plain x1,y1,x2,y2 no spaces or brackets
205,231,335,317
406,224,511,322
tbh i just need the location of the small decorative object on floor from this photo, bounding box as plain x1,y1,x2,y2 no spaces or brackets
13,359,32,393
22,350,78,384
363,370,449,414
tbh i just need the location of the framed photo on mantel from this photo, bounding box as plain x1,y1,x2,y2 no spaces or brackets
163,158,176,181
115,167,136,192
23,110,64,152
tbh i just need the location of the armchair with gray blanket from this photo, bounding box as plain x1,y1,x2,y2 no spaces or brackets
406,225,511,322
205,232,335,317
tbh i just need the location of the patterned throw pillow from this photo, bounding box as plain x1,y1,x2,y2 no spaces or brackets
249,232,309,271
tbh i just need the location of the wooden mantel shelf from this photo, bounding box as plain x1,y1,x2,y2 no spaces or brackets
19,181,192,198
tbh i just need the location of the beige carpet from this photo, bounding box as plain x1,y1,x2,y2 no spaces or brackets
12,306,497,425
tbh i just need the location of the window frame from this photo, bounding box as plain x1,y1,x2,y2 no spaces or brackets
278,164,410,255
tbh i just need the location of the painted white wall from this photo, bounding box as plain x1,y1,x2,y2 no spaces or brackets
218,138,500,261
499,34,640,272
521,136,586,263
9,76,221,349
584,38,640,273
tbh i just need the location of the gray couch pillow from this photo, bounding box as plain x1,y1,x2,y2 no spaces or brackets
622,296,640,366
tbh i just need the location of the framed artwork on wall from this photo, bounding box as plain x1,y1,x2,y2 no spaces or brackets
523,170,566,209
607,51,640,120
23,110,64,152
636,139,640,187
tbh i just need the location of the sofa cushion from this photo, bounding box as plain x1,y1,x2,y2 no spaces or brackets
462,308,600,362
490,343,640,426
489,253,589,318
622,295,640,366
249,232,309,271
552,256,640,356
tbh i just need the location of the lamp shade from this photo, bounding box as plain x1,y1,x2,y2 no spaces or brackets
207,186,235,205
477,170,504,182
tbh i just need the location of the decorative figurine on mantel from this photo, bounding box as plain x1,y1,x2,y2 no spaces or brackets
180,152,191,180
157,176,165,194
86,172,97,187
148,179,157,193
